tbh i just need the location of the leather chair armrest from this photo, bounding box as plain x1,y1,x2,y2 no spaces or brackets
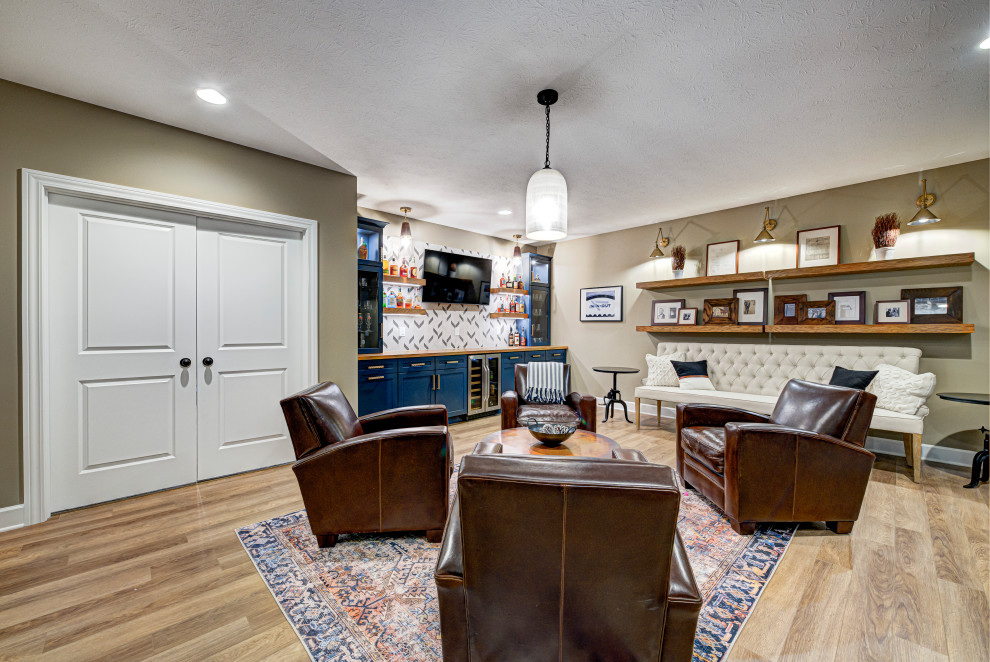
725,423,875,457
293,426,449,476
435,494,463,581
660,530,703,662
676,402,770,430
500,391,520,430
435,493,467,661
612,448,648,462
568,392,598,433
473,441,504,455
359,405,448,434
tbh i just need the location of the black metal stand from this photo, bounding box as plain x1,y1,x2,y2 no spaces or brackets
602,372,632,424
964,426,989,489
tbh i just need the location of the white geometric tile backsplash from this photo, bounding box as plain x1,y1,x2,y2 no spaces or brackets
382,238,520,352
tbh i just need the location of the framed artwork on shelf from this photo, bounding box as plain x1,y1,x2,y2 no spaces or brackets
678,308,698,325
875,300,910,324
799,300,835,325
733,287,769,325
828,291,867,325
650,298,685,326
796,225,841,268
706,240,740,277
773,294,807,325
900,287,963,324
703,298,738,325
579,286,623,322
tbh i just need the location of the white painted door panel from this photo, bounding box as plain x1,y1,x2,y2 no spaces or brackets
47,194,198,512
195,218,303,480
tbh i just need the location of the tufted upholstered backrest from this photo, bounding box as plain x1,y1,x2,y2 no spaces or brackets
652,342,921,397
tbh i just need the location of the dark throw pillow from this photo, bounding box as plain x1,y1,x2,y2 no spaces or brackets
670,359,716,391
829,366,878,391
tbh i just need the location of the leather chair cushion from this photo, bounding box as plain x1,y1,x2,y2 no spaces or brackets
680,426,726,474
516,404,581,427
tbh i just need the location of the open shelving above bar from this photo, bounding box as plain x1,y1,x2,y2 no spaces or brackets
383,307,426,315
491,287,528,295
635,325,766,333
490,312,528,319
383,275,426,286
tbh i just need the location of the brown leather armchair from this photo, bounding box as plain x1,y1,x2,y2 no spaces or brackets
676,379,877,535
280,382,452,548
500,363,597,432
434,442,702,662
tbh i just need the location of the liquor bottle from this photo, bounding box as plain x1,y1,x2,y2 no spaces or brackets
409,265,417,278
396,290,404,308
387,289,397,308
358,238,368,260
399,259,409,278
500,275,505,288
382,258,389,274
521,334,527,346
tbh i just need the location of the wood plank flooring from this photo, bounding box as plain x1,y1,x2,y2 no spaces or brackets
0,409,986,661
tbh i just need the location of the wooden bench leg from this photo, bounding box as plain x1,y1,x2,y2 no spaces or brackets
635,397,640,429
911,433,922,483
902,433,913,468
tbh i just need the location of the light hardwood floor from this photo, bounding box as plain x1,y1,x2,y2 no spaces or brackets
0,409,986,661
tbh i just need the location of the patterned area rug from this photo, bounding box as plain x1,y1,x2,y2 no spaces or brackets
237,481,794,662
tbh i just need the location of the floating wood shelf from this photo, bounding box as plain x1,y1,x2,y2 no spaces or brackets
767,324,975,334
383,275,426,286
492,287,528,295
491,312,528,319
636,252,975,291
636,325,767,333
383,307,426,315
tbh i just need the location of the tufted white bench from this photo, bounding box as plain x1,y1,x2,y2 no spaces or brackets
634,342,929,482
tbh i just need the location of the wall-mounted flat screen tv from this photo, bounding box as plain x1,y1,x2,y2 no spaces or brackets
422,249,492,305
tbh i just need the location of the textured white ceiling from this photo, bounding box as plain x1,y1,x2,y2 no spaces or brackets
1,1,987,239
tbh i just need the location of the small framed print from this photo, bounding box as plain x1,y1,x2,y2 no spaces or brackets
799,300,836,325
828,291,866,325
678,308,698,325
773,294,807,325
650,299,685,326
875,299,910,324
706,240,740,277
796,225,841,268
703,298,738,325
733,287,768,325
580,286,623,322
901,287,963,324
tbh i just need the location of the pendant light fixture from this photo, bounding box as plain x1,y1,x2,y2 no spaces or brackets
907,178,941,226
649,227,670,258
512,234,523,264
754,206,777,243
399,206,413,248
525,89,567,241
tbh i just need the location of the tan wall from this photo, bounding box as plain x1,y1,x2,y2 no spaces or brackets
0,80,357,508
358,207,524,255
551,160,989,454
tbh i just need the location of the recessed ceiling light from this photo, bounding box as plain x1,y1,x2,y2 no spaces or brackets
497,209,512,215
196,88,227,105
980,37,990,49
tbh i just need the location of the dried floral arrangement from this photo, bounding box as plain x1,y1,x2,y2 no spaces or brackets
872,212,900,248
671,245,686,270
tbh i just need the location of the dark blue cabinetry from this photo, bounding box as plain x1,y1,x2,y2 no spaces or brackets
546,349,567,363
395,355,468,418
357,359,397,416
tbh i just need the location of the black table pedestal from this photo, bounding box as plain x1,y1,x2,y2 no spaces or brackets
964,426,989,489
602,373,631,424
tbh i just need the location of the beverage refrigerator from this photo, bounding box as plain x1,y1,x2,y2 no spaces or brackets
467,354,501,416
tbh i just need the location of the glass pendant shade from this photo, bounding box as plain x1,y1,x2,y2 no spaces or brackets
525,168,567,241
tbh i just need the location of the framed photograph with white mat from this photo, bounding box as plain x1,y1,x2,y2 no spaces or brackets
733,287,768,325
705,240,739,276
579,286,623,322
678,308,698,325
875,299,909,324
650,299,684,326
828,291,866,325
796,225,840,268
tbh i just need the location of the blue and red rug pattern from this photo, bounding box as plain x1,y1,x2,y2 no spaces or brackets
237,484,794,662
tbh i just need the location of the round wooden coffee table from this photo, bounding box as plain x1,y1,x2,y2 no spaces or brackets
480,427,620,458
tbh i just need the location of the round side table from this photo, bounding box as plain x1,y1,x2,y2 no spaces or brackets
592,366,640,424
936,392,989,489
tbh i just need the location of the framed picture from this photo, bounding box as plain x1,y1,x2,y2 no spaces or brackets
733,287,769,325
828,291,866,325
703,298,738,325
875,299,910,324
579,286,623,322
650,298,685,326
706,240,740,277
773,294,807,325
796,225,840,268
678,308,698,325
901,287,963,324
799,300,835,325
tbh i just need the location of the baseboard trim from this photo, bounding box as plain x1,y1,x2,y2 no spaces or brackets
619,398,973,468
0,504,25,532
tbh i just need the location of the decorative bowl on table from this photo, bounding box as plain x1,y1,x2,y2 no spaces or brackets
526,418,577,447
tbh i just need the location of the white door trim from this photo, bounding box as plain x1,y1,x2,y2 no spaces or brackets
21,169,319,526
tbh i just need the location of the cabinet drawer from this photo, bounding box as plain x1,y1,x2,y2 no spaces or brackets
525,351,546,362
546,350,567,362
436,355,466,371
501,352,526,364
398,357,436,372
359,359,396,374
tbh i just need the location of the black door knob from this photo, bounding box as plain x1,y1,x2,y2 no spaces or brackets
202,357,214,366
179,358,192,368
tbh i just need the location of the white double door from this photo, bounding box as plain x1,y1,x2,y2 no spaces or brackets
47,194,305,512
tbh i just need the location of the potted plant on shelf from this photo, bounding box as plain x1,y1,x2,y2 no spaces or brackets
872,212,900,260
671,245,686,278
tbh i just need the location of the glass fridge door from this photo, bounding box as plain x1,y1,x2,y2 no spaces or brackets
357,268,382,351
469,356,485,413
530,287,550,346
485,355,501,410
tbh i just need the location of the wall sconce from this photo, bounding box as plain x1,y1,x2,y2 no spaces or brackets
400,206,413,247
512,234,522,263
754,206,777,243
907,178,941,226
649,227,670,258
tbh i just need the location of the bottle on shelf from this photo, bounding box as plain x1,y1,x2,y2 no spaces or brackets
382,257,389,274
521,333,527,346
500,275,505,288
358,237,368,260
399,258,409,278
396,290,404,308
410,264,418,279
387,289,397,308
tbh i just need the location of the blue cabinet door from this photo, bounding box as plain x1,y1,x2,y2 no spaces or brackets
436,369,467,417
546,349,567,363
397,371,434,408
358,374,396,416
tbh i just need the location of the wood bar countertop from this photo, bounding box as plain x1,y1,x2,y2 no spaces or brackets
358,346,567,360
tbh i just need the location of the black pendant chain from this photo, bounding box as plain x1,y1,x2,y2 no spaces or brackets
544,103,551,169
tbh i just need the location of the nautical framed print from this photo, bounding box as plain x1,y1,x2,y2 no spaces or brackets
579,285,623,322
